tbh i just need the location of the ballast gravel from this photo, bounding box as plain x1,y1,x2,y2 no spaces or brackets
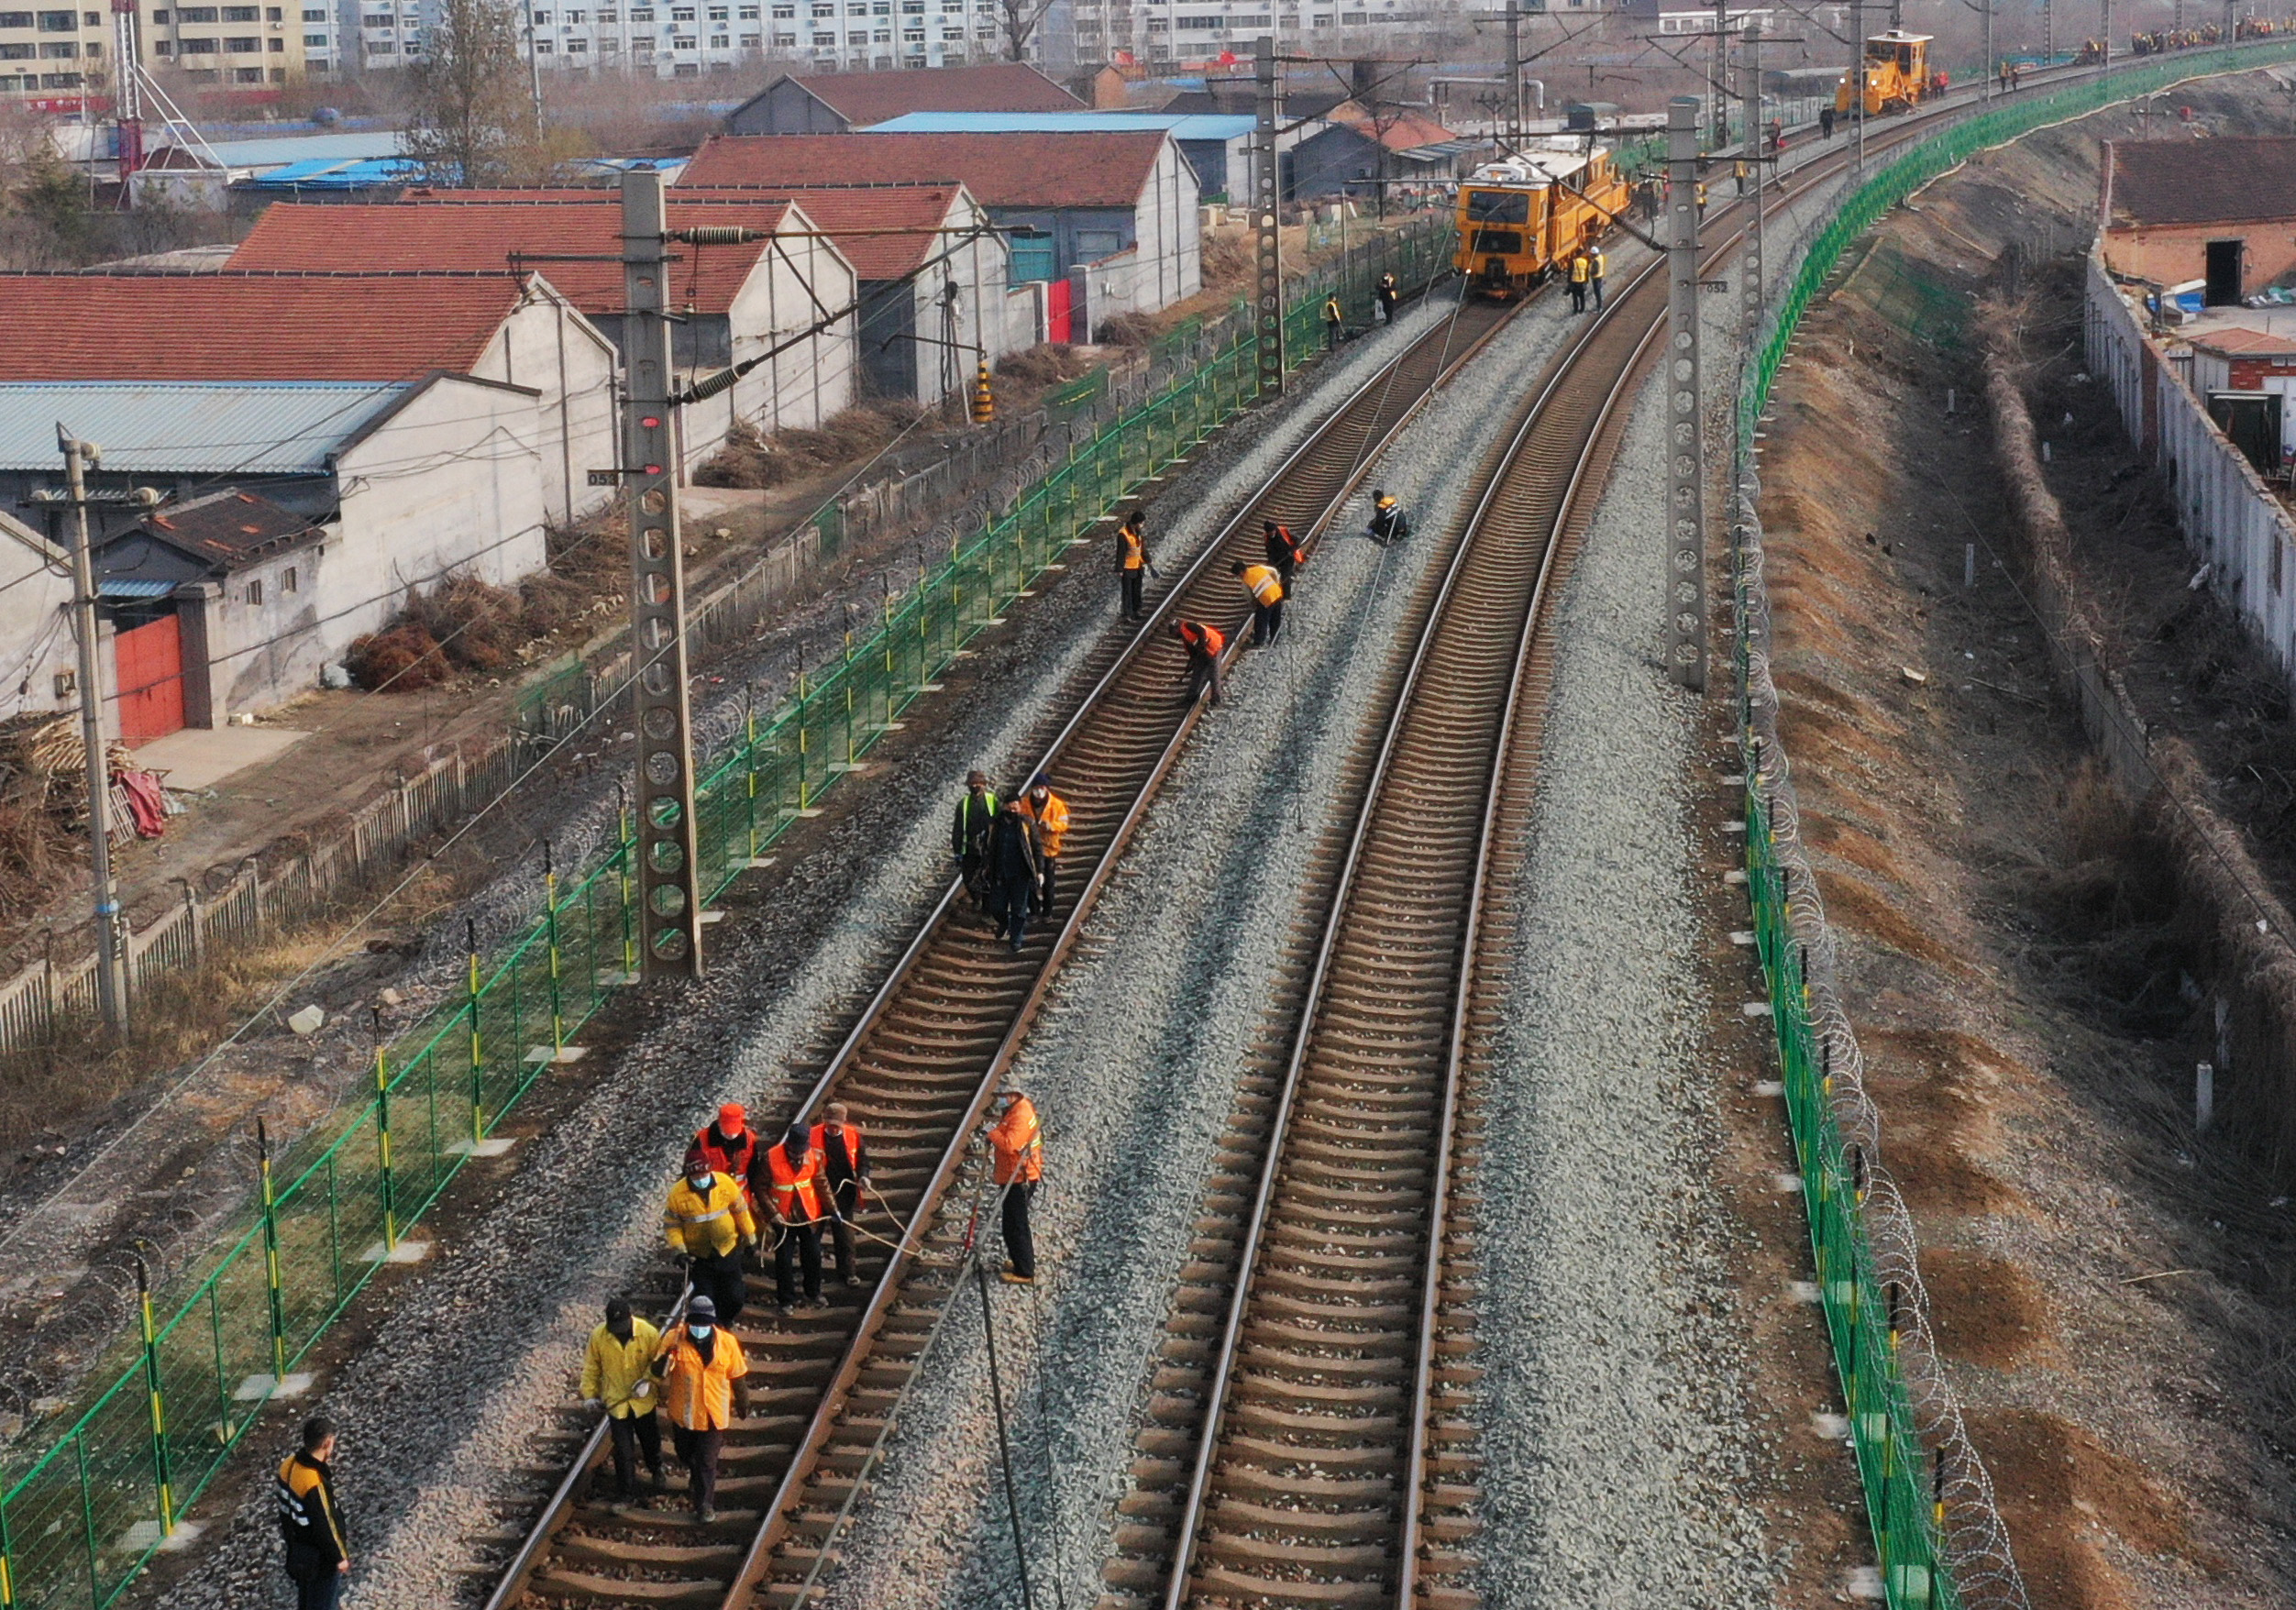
136,289,1462,1609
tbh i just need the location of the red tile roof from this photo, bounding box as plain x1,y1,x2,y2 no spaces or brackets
679,183,963,280
779,63,1082,126
0,273,523,381
228,197,793,315
2191,326,2296,358
1324,100,1460,153
681,130,1167,211
2105,136,2296,228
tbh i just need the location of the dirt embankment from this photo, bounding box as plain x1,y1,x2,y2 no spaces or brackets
1755,72,2296,1610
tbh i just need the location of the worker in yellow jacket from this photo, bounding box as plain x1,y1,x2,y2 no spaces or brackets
1231,557,1286,646
651,1293,749,1521
664,1149,756,1325
581,1296,665,1505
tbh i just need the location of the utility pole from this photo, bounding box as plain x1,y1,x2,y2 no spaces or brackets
2101,0,2112,72
1506,0,1525,143
523,0,545,130
57,432,130,1035
1665,97,1705,693
1740,26,1763,345
2045,0,2054,62
1253,34,1284,398
1849,0,1865,177
1711,0,1728,146
1984,0,1994,97
621,170,705,979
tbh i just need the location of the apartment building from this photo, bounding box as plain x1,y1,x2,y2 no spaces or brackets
339,0,428,70
0,6,113,102
143,0,308,85
299,0,337,71
1042,0,1463,71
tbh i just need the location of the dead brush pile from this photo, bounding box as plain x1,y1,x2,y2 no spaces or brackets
696,400,924,490
0,716,76,920
347,569,602,691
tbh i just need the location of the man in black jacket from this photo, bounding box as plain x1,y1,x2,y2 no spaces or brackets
277,1416,349,1610
986,799,1041,954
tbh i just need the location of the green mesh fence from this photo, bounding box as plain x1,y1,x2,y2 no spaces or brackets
0,215,1459,1610
1730,39,2296,1610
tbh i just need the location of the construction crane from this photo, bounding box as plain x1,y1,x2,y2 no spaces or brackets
111,0,142,184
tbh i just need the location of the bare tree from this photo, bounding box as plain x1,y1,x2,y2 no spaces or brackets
995,0,1057,61
402,0,536,187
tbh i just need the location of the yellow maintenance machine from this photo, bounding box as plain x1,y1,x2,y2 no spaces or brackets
1835,30,1936,116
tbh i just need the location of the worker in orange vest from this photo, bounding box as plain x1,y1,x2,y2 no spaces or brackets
986,1087,1043,1285
651,1293,748,1522
756,1123,830,1313
1174,617,1224,708
1115,507,1152,622
1232,557,1285,646
1262,518,1304,584
691,1102,759,1205
810,1101,869,1288
1019,773,1069,916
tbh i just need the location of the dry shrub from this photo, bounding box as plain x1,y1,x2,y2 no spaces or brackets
1201,228,1253,289
1095,311,1160,347
696,401,925,491
516,568,594,639
344,623,447,691
995,343,1096,388
402,576,526,672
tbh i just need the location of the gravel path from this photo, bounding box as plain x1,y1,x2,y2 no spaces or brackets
787,282,1607,1610
134,290,1460,1608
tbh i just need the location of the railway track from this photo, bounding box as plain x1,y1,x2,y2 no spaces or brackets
485,287,1518,1610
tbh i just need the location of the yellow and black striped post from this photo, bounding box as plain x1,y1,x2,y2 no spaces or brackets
543,839,564,1055
373,1009,397,1253
135,1256,174,1538
970,359,995,424
466,918,484,1146
258,1119,287,1386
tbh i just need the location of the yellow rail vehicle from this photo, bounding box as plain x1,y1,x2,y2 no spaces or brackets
1836,30,1937,116
1454,142,1631,299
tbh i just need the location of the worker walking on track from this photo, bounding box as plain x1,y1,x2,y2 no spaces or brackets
581,1296,665,1507
1323,292,1344,348
986,797,1042,953
1263,518,1305,584
1233,557,1285,646
1115,507,1150,622
952,770,999,914
1020,773,1068,915
987,1087,1043,1285
1733,158,1747,195
756,1122,830,1312
1175,617,1225,708
1375,270,1399,324
1568,247,1589,314
1367,490,1412,547
691,1103,758,1200
811,1102,869,1288
653,1293,748,1523
665,1148,756,1325
277,1416,349,1610
1586,243,1606,310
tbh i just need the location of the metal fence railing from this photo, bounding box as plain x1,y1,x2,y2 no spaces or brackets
0,214,1458,1610
1730,37,2296,1610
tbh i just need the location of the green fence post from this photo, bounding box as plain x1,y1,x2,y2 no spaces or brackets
743,688,760,861
134,1255,174,1540
617,782,635,979
0,1482,17,1610
797,665,811,811
257,1119,287,1387
881,579,898,709
74,1433,96,1610
373,1008,397,1252
465,919,483,1145
542,841,564,1056
842,623,856,770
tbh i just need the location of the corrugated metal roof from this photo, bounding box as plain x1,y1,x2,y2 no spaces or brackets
240,157,427,191
205,132,407,171
0,381,407,474
864,112,1256,141
97,578,178,599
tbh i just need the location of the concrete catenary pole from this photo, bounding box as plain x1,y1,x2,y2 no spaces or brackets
1740,25,1763,345
58,430,128,1034
1665,98,1706,693
1849,0,1866,176
1507,0,1525,144
621,169,706,978
1254,34,1285,397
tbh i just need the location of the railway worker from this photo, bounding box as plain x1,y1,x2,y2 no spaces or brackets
1586,243,1606,310
581,1296,665,1506
1020,773,1069,916
1115,506,1150,622
1263,518,1305,584
1820,105,1837,138
757,1122,830,1312
1733,158,1747,195
1769,117,1784,153
1367,489,1411,547
665,1146,756,1326
952,769,999,914
277,1416,350,1610
1232,557,1286,646
985,797,1042,953
811,1101,870,1288
1375,270,1400,324
1695,179,1709,217
986,1087,1043,1285
1174,617,1225,708
692,1102,759,1205
1323,292,1344,349
1567,247,1589,314
652,1293,749,1523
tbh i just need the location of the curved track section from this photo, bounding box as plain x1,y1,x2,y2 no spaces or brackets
488,292,1518,1610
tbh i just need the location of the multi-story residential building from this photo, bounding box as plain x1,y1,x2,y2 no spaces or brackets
0,6,113,104
143,0,310,87
509,0,1003,76
299,0,338,72
1042,0,1463,71
338,0,428,72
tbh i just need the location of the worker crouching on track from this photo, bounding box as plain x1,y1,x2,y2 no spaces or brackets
653,1293,749,1523
277,1415,349,1610
987,1087,1043,1285
1174,617,1225,708
987,797,1042,953
952,769,999,915
811,1101,870,1287
581,1296,665,1508
1019,773,1068,915
665,1148,756,1325
1367,490,1411,547
1263,517,1304,584
1233,557,1285,646
758,1122,832,1312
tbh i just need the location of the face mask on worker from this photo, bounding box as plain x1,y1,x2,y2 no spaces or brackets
689,1323,712,1343
689,1173,712,1193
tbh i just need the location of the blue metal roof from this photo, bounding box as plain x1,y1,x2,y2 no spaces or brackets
97,579,179,600
203,131,407,171
239,156,427,191
863,112,1258,141
0,382,409,475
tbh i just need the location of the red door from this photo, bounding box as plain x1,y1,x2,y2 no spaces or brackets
114,614,185,745
1046,277,1073,345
